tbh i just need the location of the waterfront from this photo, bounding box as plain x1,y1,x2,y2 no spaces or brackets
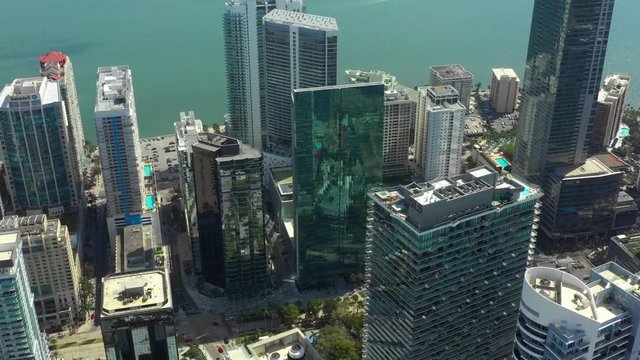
0,0,638,141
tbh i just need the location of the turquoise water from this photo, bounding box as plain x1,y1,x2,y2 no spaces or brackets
145,194,155,211
520,188,532,198
144,164,152,177
496,158,510,168
620,127,631,137
1,0,639,142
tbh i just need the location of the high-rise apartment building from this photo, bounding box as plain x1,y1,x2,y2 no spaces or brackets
95,66,145,220
414,85,465,180
514,0,615,179
40,52,86,198
345,70,416,181
0,232,49,360
224,0,302,150
0,77,81,215
191,134,267,295
293,83,384,287
363,166,541,360
0,215,80,331
513,262,640,359
429,64,473,111
490,68,519,114
592,75,630,152
264,10,338,157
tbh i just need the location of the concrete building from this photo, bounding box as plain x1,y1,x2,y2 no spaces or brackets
268,167,294,247
414,85,465,180
0,215,80,331
490,68,519,114
101,269,178,360
609,234,640,274
40,51,86,200
224,0,302,150
513,263,640,359
191,134,267,295
429,64,473,111
345,70,416,181
363,166,541,359
0,77,81,216
264,10,338,157
592,75,630,152
0,232,49,360
95,66,144,220
227,328,323,360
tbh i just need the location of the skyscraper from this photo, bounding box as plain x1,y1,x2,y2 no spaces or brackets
191,134,267,295
0,232,49,360
264,10,338,157
514,0,616,179
0,215,80,331
429,64,473,111
345,70,416,182
363,166,541,360
40,51,86,198
293,83,384,287
94,66,144,220
0,77,81,215
490,68,520,114
224,0,302,150
513,262,640,359
414,85,465,180
592,74,630,152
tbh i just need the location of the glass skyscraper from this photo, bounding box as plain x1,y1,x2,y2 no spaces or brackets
293,83,384,287
514,0,616,179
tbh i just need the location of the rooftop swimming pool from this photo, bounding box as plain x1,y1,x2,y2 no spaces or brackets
620,127,631,137
496,157,510,168
145,194,155,211
144,164,153,177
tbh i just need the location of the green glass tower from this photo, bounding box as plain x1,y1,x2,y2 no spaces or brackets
293,83,384,287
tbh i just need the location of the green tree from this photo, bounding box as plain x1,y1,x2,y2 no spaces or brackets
79,276,95,315
280,303,300,325
315,325,359,360
322,298,339,317
306,299,322,318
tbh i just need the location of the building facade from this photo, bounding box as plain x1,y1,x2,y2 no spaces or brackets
0,77,81,215
345,70,415,182
592,74,630,152
293,83,384,287
95,66,144,220
363,166,541,360
514,0,615,179
264,10,338,157
0,215,80,331
609,234,640,274
490,68,519,114
414,85,465,181
429,64,473,111
224,0,302,150
513,263,640,359
191,134,267,295
0,232,49,360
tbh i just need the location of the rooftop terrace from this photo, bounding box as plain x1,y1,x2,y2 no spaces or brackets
102,270,170,316
0,77,60,108
265,9,338,32
555,156,617,179
95,66,133,112
430,64,473,80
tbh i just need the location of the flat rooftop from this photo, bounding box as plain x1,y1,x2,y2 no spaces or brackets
102,270,170,316
492,68,519,79
555,156,617,179
592,152,626,171
95,66,133,112
427,85,459,98
193,133,261,161
270,167,293,196
265,9,338,32
0,233,19,269
0,77,60,108
430,64,473,80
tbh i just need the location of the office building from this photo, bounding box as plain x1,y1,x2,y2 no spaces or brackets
101,269,178,360
490,68,519,114
429,64,473,111
0,232,49,360
191,134,267,295
224,0,302,150
513,262,640,359
268,167,294,247
540,156,622,251
363,166,541,360
345,70,416,181
95,66,144,220
40,51,86,197
592,75,630,152
264,10,338,157
414,85,465,180
0,215,80,331
0,77,81,215
293,83,384,287
227,328,323,360
514,0,615,178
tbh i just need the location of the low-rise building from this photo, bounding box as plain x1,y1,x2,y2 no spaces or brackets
227,328,323,360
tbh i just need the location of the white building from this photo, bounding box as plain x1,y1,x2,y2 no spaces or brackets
227,328,323,360
414,85,465,180
0,232,49,360
513,263,640,359
429,64,473,111
490,68,519,114
593,75,630,151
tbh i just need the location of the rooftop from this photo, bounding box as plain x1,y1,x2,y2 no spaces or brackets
270,167,293,196
555,156,617,179
345,69,397,92
592,152,626,171
227,328,322,360
0,77,60,108
611,233,640,258
265,9,338,32
193,133,261,161
0,232,19,269
492,68,519,79
101,270,170,316
430,64,473,80
95,66,133,112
